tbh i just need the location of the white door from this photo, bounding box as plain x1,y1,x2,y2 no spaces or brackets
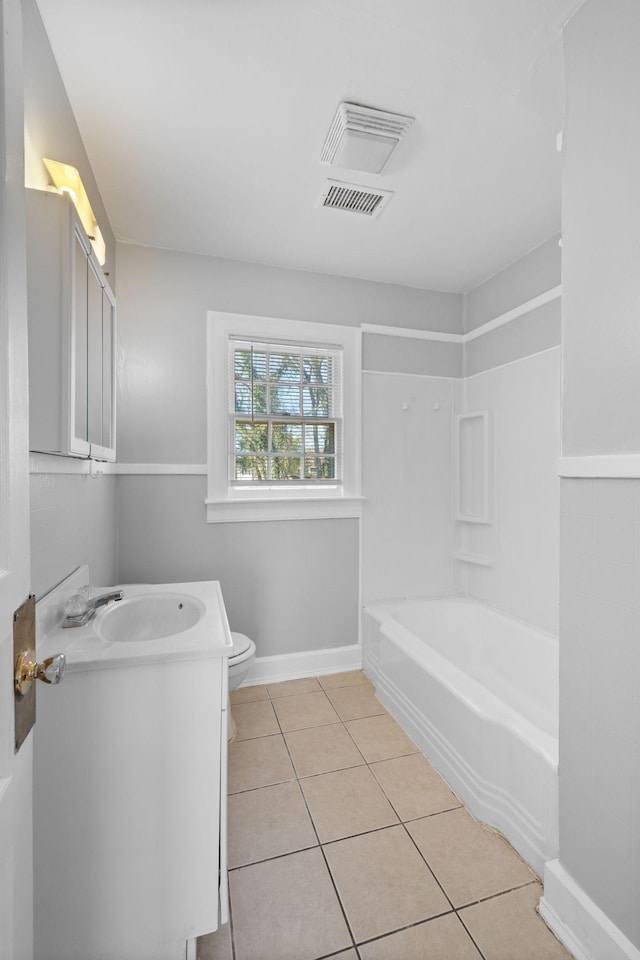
0,1,35,958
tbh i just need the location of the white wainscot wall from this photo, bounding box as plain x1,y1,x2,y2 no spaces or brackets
361,372,455,604
454,347,561,635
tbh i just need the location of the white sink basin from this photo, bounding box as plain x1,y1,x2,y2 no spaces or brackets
96,592,205,643
38,576,233,673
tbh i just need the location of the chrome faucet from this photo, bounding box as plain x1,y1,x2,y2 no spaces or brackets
62,590,124,628
92,590,124,609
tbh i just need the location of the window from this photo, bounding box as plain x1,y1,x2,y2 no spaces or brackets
207,312,362,522
231,339,341,485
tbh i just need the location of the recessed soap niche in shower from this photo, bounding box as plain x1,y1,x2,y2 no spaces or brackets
454,410,493,570
454,410,491,524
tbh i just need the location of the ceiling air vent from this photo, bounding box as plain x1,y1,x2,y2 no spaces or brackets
320,102,414,174
317,179,394,219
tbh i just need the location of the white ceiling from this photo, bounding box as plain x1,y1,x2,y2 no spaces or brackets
36,0,583,293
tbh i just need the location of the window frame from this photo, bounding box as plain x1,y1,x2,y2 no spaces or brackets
230,338,342,486
206,311,362,522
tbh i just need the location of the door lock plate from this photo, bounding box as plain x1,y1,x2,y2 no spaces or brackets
14,595,36,753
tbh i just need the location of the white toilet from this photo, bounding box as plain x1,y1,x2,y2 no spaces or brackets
227,631,257,740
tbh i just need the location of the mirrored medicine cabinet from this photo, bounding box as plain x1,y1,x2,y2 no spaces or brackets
26,187,116,462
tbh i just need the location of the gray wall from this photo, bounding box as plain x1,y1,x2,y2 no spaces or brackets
117,477,359,657
558,477,640,941
115,243,462,656
363,334,462,379
24,0,118,598
561,0,640,456
464,298,561,378
558,0,640,947
464,233,560,333
30,472,117,600
116,243,462,465
463,232,562,379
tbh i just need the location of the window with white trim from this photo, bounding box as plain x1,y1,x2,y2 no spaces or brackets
206,312,362,522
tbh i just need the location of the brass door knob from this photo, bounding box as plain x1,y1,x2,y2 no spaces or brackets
15,652,66,696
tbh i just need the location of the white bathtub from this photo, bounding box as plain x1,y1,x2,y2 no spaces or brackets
363,597,558,877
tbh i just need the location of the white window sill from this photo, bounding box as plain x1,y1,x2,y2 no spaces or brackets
205,495,364,523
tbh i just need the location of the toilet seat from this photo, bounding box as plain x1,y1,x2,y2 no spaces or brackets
229,631,255,665
227,632,257,741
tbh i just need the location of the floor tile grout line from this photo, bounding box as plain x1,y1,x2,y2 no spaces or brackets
314,946,362,960
230,718,461,834
454,904,489,960
397,817,458,913
227,755,359,955
394,804,538,960
453,910,488,960
387,821,492,960
285,711,468,960
228,720,367,793
227,893,237,960
285,708,375,782
230,811,511,875
228,776,296,797
364,754,464,827
316,841,360,956
230,741,482,884
235,716,343,739
344,714,438,824
454,881,551,960
260,674,371,698
353,907,458,950
232,672,378,703
296,765,398,816
226,759,537,951
278,711,361,957
226,673,552,960
455,877,540,912
228,841,321,874
316,820,412,850
233,679,406,749
226,732,296,795
291,759,368,781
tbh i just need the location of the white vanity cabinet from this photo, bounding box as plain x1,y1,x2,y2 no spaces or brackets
33,575,231,960
26,188,116,460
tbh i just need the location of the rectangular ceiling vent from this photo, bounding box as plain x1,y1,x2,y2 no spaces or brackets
321,102,414,174
317,179,394,219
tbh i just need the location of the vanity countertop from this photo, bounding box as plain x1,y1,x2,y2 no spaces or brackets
38,578,233,673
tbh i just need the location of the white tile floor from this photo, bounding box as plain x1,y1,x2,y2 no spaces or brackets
198,671,570,960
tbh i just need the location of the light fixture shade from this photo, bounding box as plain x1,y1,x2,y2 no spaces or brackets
332,130,397,175
43,158,106,265
321,102,414,174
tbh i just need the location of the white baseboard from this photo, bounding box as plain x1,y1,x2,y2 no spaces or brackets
242,644,362,686
540,860,640,960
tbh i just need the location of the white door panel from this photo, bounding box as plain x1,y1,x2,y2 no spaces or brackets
1,2,34,957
